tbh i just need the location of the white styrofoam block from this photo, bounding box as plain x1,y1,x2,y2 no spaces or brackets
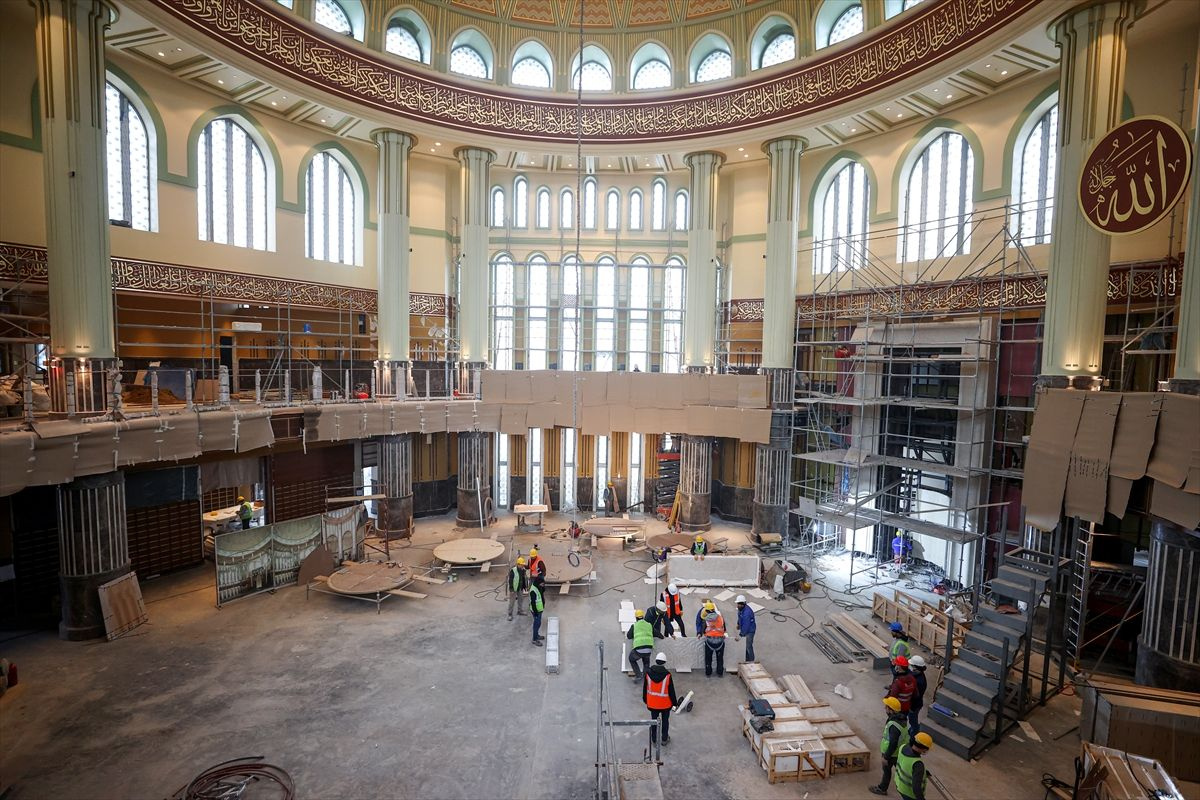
714,589,735,602
667,554,761,587
548,617,560,634
749,602,765,613
747,588,770,599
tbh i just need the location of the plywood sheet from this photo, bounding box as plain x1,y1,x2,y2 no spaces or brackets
1064,393,1121,523
1109,394,1162,479
1024,390,1086,531
1147,394,1199,488
709,374,740,407
97,571,148,641
326,561,412,594
433,537,505,565
738,375,768,408
666,553,761,586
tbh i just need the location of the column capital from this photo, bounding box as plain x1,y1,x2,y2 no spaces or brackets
1049,0,1143,36
683,150,726,171
762,136,808,157
370,128,417,150
454,145,497,166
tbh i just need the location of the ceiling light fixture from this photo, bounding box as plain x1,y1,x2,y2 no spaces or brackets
850,128,857,132
897,113,903,118
1000,70,1008,76
945,94,952,100
737,147,744,152
271,101,277,106
217,79,224,85
157,51,165,57
320,118,326,123
435,142,442,146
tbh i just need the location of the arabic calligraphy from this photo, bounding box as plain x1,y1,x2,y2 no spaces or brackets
1079,116,1193,236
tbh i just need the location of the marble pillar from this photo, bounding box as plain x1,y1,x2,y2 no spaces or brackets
761,137,805,370
682,152,724,370
373,129,416,396
455,147,496,366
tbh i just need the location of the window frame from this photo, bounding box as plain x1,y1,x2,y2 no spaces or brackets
304,149,360,266
605,188,620,231
491,185,506,228
105,78,156,232
628,188,644,231
1012,102,1059,247
196,115,273,251
812,160,870,274
513,176,529,228
899,130,976,263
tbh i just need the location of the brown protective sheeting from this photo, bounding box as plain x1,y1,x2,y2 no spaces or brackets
635,407,664,434
526,402,558,430
1109,394,1162,479
475,403,502,431
629,373,658,408
0,431,37,496
200,456,260,490
581,405,609,436
607,372,631,405
579,374,606,406
418,403,448,433
681,373,709,406
654,373,685,408
738,375,768,408
117,417,167,467
686,405,715,435
157,413,202,461
480,370,505,403
1023,390,1087,531
500,404,527,434
446,402,478,432
506,372,532,403
660,408,688,434
1146,394,1199,488
1064,393,1121,523
1150,480,1200,530
709,375,740,407
1107,476,1134,518
554,402,578,428
236,410,275,453
529,370,557,403
609,405,636,433
198,410,237,451
392,402,423,433
740,409,773,445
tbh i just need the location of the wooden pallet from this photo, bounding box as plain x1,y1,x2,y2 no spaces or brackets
826,735,871,774
778,674,824,708
871,590,965,656
762,737,828,783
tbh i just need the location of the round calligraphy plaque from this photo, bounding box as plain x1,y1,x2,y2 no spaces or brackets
1078,115,1192,236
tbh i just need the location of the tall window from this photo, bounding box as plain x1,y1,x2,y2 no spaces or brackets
605,189,620,231
828,5,864,46
583,177,597,229
105,81,152,231
197,117,268,250
491,186,505,227
536,187,550,228
385,22,422,61
629,189,644,229
560,189,574,229
561,254,580,371
314,0,351,35
527,254,549,369
573,61,612,91
674,190,689,232
629,256,651,372
492,253,515,370
650,180,667,231
306,151,356,265
513,177,528,228
595,256,616,372
512,57,551,88
814,161,869,274
761,31,795,67
663,257,685,373
1014,104,1058,246
696,50,732,83
451,45,488,78
900,132,975,262
633,60,671,90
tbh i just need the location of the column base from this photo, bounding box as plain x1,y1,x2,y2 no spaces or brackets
679,492,711,532
378,495,413,539
1136,637,1200,691
1168,378,1200,395
59,563,130,641
752,502,788,537
456,487,493,528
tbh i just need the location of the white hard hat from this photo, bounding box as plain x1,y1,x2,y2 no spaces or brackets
736,594,746,604
909,655,927,668
656,601,667,612
668,583,678,593
654,653,667,663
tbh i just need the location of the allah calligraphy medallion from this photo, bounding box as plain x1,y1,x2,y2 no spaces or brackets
1079,115,1192,236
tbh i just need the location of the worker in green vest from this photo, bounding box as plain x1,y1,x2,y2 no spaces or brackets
888,622,910,676
894,732,933,800
625,608,661,680
237,496,254,529
869,696,909,795
529,577,546,647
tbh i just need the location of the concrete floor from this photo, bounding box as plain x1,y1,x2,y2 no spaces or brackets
0,512,1088,800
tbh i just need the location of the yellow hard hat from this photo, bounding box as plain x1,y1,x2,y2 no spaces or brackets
695,535,704,542
635,609,645,619
237,496,245,502
883,697,902,713
516,557,526,566
914,732,934,749
529,547,538,556
704,601,715,611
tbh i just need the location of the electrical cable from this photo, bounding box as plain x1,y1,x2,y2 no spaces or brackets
173,756,294,800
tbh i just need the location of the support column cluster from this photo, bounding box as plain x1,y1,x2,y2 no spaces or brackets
682,152,724,370
376,434,414,539
679,433,712,532
1136,519,1200,690
456,431,493,528
57,471,130,640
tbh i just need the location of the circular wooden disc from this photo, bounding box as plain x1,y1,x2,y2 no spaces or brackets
646,532,706,550
326,561,412,595
434,538,506,565
542,553,593,583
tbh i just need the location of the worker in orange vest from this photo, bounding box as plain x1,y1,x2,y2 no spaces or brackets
695,601,727,677
526,548,546,582
642,652,680,747
660,583,687,637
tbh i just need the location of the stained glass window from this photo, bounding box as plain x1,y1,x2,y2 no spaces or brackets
761,32,795,67
512,57,551,88
633,60,671,90
451,45,488,79
314,0,351,35
573,61,612,91
828,6,864,46
385,23,421,61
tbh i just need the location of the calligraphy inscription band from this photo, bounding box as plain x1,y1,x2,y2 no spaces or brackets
1079,115,1192,236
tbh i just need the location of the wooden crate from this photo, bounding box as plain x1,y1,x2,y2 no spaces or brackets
814,719,856,739
778,674,824,708
871,589,966,656
769,704,806,721
799,704,840,723
757,691,789,706
744,715,819,753
761,737,828,783
827,735,872,774
747,677,782,698
738,662,770,684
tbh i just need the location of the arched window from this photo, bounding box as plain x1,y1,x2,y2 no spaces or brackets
629,189,644,229
594,255,617,372
451,45,488,78
197,117,268,250
900,132,975,262
583,177,597,229
633,60,671,90
572,47,613,91
513,176,528,228
1014,104,1058,246
650,179,667,231
386,22,422,61
629,256,651,372
527,254,549,370
314,0,351,35
813,161,870,274
535,187,550,228
305,151,357,265
761,31,796,67
605,189,620,230
674,190,689,232
827,5,864,46
491,186,505,227
561,254,581,370
491,253,515,370
695,50,732,83
105,81,152,231
560,188,574,229
662,256,685,374
512,57,551,88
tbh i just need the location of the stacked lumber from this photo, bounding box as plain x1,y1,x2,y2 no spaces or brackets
828,612,891,669
871,589,967,656
736,662,870,783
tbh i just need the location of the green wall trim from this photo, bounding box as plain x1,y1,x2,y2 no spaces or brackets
799,148,884,239
891,117,990,210
487,234,688,248
184,105,288,208
725,233,767,244
411,226,454,240
0,84,43,152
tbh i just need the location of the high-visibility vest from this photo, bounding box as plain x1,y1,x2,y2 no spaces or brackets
891,638,910,660
645,673,673,710
691,541,707,555
894,749,927,797
880,717,909,756
509,567,524,592
632,619,655,649
529,585,544,613
528,556,545,576
239,502,254,520
891,674,916,709
704,612,726,638
662,591,682,616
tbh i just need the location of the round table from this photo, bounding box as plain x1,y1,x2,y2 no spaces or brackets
542,553,593,584
326,561,412,596
433,538,506,565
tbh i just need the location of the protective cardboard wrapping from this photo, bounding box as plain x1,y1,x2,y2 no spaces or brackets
500,404,528,435
1023,391,1086,531
579,373,606,406
526,402,558,430
681,373,709,406
581,405,609,436
609,404,636,433
709,375,740,407
1150,480,1200,530
1063,393,1121,523
391,402,423,433
606,372,631,405
635,407,664,434
474,403,502,432
480,370,505,403
0,431,37,496
198,410,237,452
738,375,768,408
529,370,557,403
1107,476,1134,518
157,413,202,461
1146,394,1199,488
1108,394,1162,479
417,403,448,433
235,410,275,453
446,401,478,432
506,372,532,403
740,409,773,445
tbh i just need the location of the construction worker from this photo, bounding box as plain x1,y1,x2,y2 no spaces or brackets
887,656,917,712
602,481,616,516
626,609,661,680
644,600,668,639
529,576,546,647
734,595,756,662
868,697,910,796
506,557,529,621
527,547,547,582
643,653,679,747
889,622,911,675
691,535,708,561
908,655,928,737
237,496,254,529
892,532,912,566
894,732,933,800
660,583,687,637
695,601,727,677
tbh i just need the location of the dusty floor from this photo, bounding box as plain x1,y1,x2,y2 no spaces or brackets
1,512,1089,800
